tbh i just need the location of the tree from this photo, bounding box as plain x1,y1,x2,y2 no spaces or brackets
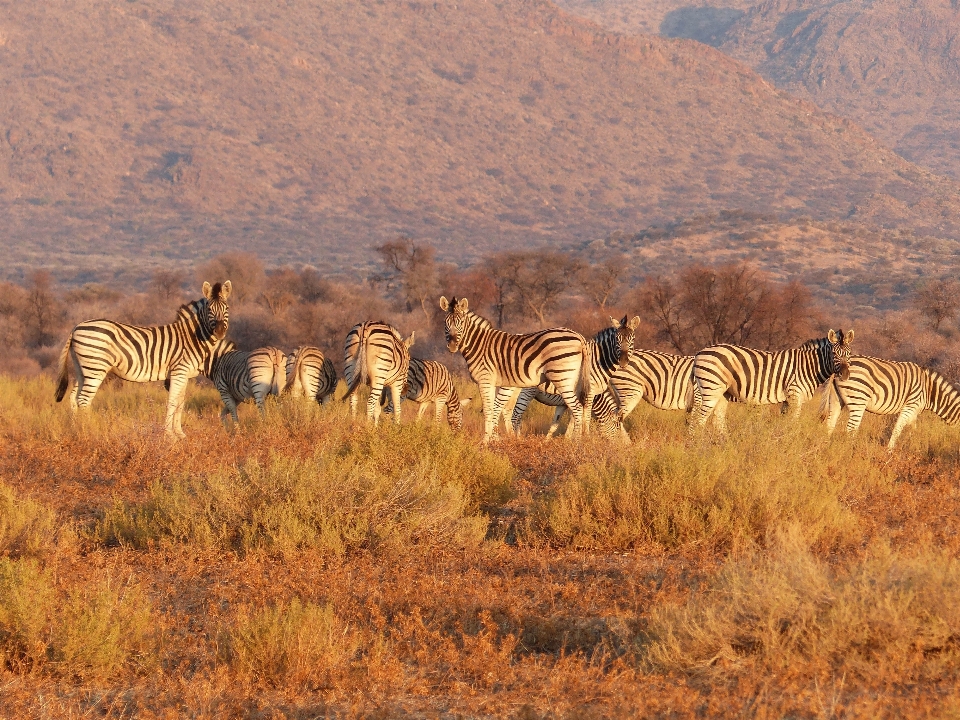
23,270,64,347
486,250,583,328
913,279,960,331
638,276,686,352
374,237,439,322
580,255,627,310
151,269,187,303
198,252,265,304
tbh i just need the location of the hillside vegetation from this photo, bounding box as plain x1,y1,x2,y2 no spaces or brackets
3,0,960,283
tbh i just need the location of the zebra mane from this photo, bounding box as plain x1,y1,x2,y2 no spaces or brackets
799,337,830,350
463,309,494,331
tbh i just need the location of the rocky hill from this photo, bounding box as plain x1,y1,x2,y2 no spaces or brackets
1,0,959,283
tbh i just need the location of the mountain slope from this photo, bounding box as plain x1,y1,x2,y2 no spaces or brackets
1,0,959,281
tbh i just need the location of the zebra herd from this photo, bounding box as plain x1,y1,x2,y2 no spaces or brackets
52,281,960,450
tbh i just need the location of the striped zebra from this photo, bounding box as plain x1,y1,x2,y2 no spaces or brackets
439,296,591,442
55,281,232,438
690,329,854,434
819,356,960,449
509,316,640,436
343,321,413,425
515,387,626,440
208,345,287,426
381,358,471,431
285,346,338,405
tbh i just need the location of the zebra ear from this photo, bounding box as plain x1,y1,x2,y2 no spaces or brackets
202,281,213,300
827,329,838,343
405,331,416,349
846,329,855,343
456,297,469,312
609,316,621,329
220,280,232,301
439,296,450,311
628,316,641,331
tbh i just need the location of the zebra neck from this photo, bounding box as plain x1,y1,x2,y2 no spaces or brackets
591,329,618,374
457,312,501,367
927,371,960,425
178,300,217,344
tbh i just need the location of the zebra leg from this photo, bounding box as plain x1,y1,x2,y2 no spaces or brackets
712,396,729,435
253,388,267,418
434,399,445,424
555,406,571,438
389,384,403,425
558,390,585,438
350,392,359,419
845,403,867,436
688,382,717,436
69,382,80,411
479,383,500,442
165,371,190,439
492,387,519,437
417,403,428,421
367,383,385,426
887,403,921,450
582,393,594,436
73,368,108,410
510,388,537,436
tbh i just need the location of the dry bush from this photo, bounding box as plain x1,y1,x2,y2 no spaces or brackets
0,558,56,673
96,422,515,557
646,530,960,682
226,599,356,689
0,482,71,559
531,408,894,551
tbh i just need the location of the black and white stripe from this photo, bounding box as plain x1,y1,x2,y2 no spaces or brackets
381,358,471,431
285,346,338,406
343,321,413,425
691,330,854,433
821,355,960,449
439,296,591,441
55,281,232,438
208,345,287,425
509,316,639,436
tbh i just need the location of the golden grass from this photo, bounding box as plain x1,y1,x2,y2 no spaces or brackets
2,374,960,716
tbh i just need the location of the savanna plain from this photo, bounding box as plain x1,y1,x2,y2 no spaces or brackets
3,374,960,718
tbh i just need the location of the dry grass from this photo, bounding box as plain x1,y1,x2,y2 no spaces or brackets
3,374,960,716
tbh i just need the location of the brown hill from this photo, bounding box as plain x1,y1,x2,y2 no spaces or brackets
1,0,959,283
718,0,960,181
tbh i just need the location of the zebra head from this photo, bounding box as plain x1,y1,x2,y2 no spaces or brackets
201,280,232,341
827,328,855,381
439,296,469,353
609,315,641,369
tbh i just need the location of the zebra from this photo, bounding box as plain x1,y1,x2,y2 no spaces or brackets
343,321,413,425
208,345,287,426
285,346,338,405
439,296,591,442
509,315,640,436
380,358,472,431
819,356,960,449
690,329,855,434
515,387,627,440
55,281,232,438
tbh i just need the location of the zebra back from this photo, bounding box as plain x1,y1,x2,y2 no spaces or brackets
612,350,697,415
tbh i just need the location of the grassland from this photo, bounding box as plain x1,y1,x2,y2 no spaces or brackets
2,375,960,717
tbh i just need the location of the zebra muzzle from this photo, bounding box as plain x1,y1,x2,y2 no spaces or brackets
446,339,459,353
837,363,850,382
214,322,228,340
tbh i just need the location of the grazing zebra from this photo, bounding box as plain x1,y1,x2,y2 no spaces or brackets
381,358,471,430
285,347,338,405
517,387,627,440
690,329,854,434
509,316,640,436
343,321,413,425
208,345,287,426
819,356,960,449
439,296,591,442
55,281,232,438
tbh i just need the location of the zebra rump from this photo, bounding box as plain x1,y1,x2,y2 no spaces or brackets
286,346,338,405
209,345,287,424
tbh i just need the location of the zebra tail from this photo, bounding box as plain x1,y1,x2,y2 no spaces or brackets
55,337,71,402
818,375,840,422
272,354,285,397
576,343,591,407
344,330,369,400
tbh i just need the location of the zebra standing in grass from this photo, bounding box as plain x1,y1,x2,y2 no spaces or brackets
343,321,413,425
381,358,471,431
207,344,287,426
690,329,854,434
509,316,640,437
439,296,591,442
285,346,338,406
819,356,960,449
55,281,232,438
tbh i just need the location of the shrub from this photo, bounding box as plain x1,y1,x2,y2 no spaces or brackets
0,482,64,558
645,530,960,679
226,599,355,688
96,423,516,556
0,558,56,672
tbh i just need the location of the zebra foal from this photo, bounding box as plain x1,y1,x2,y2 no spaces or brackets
343,321,413,425
208,344,287,426
55,281,232,438
820,356,960,449
381,358,471,431
285,347,338,405
690,329,854,434
439,296,590,442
